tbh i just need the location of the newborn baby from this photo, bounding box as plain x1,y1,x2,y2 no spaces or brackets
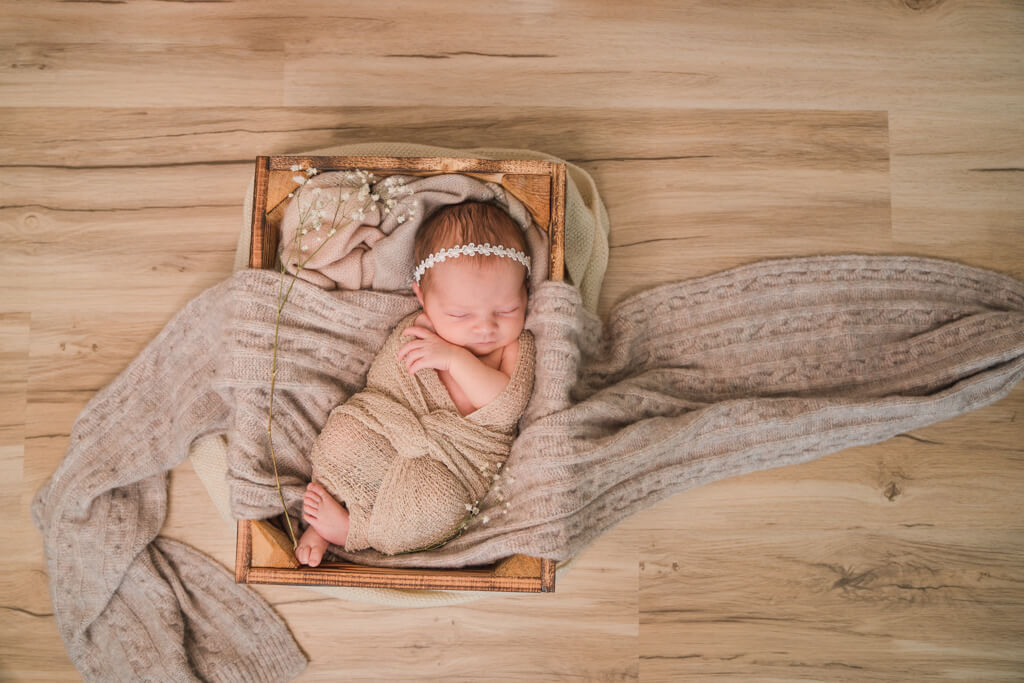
295,200,536,566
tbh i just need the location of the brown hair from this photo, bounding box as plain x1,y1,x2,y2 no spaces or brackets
413,201,529,291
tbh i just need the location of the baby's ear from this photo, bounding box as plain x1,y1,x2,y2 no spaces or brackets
412,281,425,307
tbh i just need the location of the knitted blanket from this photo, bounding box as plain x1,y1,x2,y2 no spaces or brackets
311,311,536,555
31,254,1024,680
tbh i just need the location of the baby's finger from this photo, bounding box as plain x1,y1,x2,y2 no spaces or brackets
396,340,419,361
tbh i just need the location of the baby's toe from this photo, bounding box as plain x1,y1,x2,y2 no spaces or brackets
295,544,310,565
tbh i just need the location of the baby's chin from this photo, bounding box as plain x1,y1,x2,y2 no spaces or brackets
465,339,505,357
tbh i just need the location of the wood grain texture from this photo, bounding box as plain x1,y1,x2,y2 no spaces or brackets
3,0,1023,680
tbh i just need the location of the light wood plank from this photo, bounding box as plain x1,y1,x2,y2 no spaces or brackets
4,0,1024,680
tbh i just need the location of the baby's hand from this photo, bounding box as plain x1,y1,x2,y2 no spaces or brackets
397,325,463,375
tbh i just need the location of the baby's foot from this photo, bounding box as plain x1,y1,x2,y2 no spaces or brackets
303,481,350,547
295,525,329,567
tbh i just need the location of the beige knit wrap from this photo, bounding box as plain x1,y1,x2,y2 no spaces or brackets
310,311,536,555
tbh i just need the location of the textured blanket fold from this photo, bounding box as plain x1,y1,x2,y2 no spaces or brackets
32,254,1024,681
311,311,536,555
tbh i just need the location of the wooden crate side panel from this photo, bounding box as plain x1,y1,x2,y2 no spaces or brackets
244,566,544,593
248,156,271,269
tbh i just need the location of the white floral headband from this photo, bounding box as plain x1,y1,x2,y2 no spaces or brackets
412,242,531,285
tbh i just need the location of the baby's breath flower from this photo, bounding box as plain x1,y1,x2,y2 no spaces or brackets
397,215,406,224
287,192,294,198
292,175,306,185
306,167,318,176
481,515,489,524
290,164,300,171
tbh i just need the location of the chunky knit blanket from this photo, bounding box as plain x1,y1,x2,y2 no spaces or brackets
31,254,1024,681
311,311,536,556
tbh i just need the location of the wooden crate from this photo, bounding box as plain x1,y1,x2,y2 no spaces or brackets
235,154,566,593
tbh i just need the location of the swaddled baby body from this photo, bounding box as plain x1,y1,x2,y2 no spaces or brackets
296,201,536,566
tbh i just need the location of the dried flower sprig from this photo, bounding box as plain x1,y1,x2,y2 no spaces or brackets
391,463,518,555
266,164,416,548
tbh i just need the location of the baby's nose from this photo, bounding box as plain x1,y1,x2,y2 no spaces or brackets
474,317,499,333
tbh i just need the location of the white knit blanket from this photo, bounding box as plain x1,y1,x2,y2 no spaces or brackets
31,254,1024,681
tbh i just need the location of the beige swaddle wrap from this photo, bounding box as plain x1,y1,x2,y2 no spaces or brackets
310,310,536,556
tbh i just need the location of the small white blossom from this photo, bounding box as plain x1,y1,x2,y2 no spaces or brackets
292,175,306,185
290,164,300,171
306,167,318,176
328,228,337,236
481,515,489,524
288,192,294,198
397,215,406,224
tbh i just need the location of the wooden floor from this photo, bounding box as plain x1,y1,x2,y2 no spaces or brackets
3,1,1023,680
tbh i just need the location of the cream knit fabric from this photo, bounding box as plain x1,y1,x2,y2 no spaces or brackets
34,254,1024,681
311,311,536,555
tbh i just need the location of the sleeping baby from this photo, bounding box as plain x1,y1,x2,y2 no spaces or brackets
295,200,537,566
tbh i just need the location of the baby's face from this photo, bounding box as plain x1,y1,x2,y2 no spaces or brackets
413,257,528,358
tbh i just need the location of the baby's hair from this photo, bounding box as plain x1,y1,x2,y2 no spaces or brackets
413,201,530,291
